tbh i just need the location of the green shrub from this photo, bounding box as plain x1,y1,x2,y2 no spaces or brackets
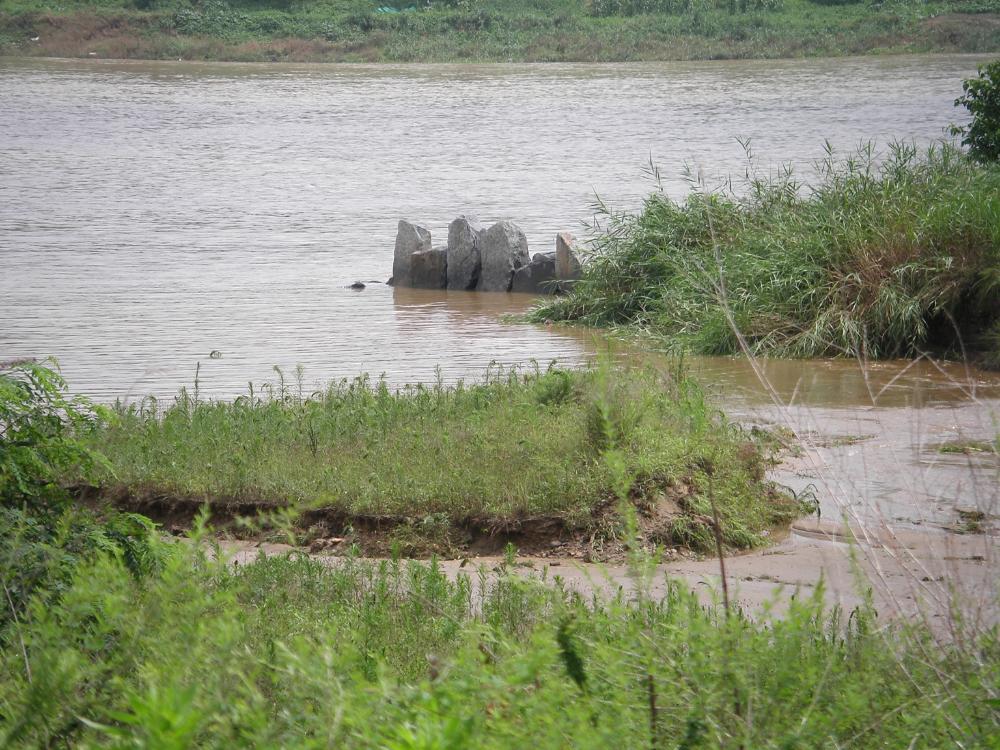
0,506,159,629
953,59,1000,164
0,360,109,510
0,360,161,628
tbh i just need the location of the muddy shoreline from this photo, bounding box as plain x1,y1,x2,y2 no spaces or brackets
218,518,999,633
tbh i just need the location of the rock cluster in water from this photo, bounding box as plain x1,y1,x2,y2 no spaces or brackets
389,217,582,294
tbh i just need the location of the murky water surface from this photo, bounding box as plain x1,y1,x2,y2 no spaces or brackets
2,55,998,527
3,54,997,401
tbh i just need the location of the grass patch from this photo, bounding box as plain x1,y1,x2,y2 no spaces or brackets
0,522,997,748
532,143,1000,364
937,437,998,454
79,364,800,555
816,433,876,448
954,505,987,532
1,0,999,61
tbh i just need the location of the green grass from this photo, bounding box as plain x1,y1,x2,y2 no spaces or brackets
1,522,997,748
1,0,998,61
532,143,1000,363
1,331,997,749
80,365,800,553
936,437,999,453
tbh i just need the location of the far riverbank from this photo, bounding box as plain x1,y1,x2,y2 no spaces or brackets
1,0,999,63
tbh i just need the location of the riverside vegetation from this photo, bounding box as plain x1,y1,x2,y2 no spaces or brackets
80,362,802,555
531,141,1000,366
2,359,999,748
1,0,999,62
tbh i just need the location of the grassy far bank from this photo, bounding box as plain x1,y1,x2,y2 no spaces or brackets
78,363,802,556
0,0,999,62
532,142,1000,365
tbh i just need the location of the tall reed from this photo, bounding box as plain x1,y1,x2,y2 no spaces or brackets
533,143,1000,364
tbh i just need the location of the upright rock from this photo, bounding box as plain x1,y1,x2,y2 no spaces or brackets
555,231,582,281
392,220,432,287
511,252,558,294
446,216,483,290
410,247,448,289
478,221,529,292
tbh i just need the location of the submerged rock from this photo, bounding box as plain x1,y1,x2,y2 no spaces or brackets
446,215,484,290
511,252,558,294
478,220,529,292
392,220,432,287
409,247,448,289
348,281,366,290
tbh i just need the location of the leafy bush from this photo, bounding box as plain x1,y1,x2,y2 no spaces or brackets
953,59,1000,164
0,360,161,628
0,506,159,629
0,359,109,510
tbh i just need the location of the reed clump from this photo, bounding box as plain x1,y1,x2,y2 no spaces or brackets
532,143,1000,364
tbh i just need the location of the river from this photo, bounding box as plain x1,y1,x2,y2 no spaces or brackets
2,54,998,528
2,53,995,399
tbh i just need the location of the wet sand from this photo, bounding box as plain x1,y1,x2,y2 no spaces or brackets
740,400,999,530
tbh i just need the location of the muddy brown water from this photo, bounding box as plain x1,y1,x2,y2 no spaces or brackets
2,54,998,532
1,53,995,398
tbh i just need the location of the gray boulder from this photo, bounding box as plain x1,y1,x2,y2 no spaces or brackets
511,252,558,294
478,220,529,292
409,247,448,289
446,216,483,290
555,231,582,281
392,220,432,287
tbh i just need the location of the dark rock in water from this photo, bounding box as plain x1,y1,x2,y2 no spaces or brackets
479,220,529,292
446,215,484,291
393,220,432,287
348,281,366,290
511,253,558,294
555,231,582,281
410,247,448,289
209,350,223,359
